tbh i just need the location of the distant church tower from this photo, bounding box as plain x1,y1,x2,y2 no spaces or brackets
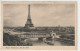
25,4,34,28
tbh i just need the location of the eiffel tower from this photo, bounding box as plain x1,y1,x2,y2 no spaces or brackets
25,4,34,28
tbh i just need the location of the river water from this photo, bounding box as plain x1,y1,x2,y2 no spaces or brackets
24,38,72,46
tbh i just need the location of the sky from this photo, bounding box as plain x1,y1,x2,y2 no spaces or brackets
3,3,75,27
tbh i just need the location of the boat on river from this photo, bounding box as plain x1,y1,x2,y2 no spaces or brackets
44,31,56,45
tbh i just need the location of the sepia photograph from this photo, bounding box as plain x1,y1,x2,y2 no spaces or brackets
1,2,77,49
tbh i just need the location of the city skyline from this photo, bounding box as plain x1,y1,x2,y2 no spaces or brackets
3,4,75,27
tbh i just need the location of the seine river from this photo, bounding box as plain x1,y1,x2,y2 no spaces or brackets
24,38,72,46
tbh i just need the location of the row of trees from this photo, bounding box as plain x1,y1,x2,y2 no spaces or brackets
3,32,32,46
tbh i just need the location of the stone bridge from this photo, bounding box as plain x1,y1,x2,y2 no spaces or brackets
15,32,56,41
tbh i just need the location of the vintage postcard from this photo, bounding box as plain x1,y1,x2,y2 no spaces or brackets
1,1,77,50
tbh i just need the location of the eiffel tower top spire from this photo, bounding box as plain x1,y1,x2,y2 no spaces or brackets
28,4,31,19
